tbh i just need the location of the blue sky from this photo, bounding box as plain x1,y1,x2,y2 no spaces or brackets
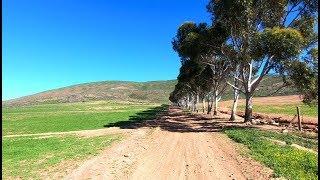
3,0,211,100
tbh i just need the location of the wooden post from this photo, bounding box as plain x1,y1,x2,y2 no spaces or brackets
297,106,302,131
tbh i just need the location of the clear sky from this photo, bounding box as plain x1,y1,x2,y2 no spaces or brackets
3,0,211,100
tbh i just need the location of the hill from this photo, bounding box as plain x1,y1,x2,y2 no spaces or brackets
3,76,298,107
3,80,177,107
221,75,298,100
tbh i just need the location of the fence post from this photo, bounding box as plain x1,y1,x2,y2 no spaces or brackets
297,106,302,131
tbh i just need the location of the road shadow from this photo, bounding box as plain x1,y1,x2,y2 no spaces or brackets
104,104,169,128
104,105,252,133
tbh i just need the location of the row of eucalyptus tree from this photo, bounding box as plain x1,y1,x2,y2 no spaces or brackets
169,0,318,122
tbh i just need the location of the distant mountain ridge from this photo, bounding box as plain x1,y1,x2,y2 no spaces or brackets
3,77,298,107
3,80,177,107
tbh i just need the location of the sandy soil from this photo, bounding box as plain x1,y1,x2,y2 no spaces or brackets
64,106,273,180
220,95,302,107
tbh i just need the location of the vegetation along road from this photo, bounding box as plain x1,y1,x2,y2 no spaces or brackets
2,97,317,179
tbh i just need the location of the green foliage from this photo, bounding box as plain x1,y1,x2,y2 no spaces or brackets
224,128,318,180
170,19,230,104
172,22,208,62
198,65,214,95
255,0,286,28
292,15,317,45
2,135,120,179
205,0,318,106
287,58,318,104
253,27,304,60
207,0,252,32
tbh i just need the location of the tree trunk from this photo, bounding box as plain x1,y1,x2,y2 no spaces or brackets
202,97,205,113
192,94,196,112
190,94,194,111
207,98,211,114
213,90,218,115
244,93,253,122
187,94,190,110
196,92,199,113
244,61,253,122
230,89,239,121
184,98,188,109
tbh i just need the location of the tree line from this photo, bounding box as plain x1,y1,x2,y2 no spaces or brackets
169,0,318,122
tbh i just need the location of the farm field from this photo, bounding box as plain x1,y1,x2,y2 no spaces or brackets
2,134,121,179
2,97,318,179
2,101,162,136
237,103,318,118
220,95,318,119
2,101,168,179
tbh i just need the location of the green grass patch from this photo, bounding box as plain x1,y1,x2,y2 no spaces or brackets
224,128,318,180
2,134,121,179
2,101,167,135
237,103,318,117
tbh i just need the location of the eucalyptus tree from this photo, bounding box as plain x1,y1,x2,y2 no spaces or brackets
198,65,214,113
172,22,208,65
176,59,204,111
287,48,318,105
173,22,231,115
207,0,318,122
224,46,242,121
172,22,208,111
197,23,232,115
169,82,189,107
200,53,231,115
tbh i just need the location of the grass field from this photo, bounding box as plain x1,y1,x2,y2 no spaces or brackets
2,101,168,179
2,134,121,179
2,101,164,135
220,95,318,118
237,103,318,118
224,128,318,180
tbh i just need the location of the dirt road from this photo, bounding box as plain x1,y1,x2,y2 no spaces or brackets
64,106,273,180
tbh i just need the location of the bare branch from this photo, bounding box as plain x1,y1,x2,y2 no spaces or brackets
234,75,243,83
250,56,274,87
227,81,245,93
199,60,216,67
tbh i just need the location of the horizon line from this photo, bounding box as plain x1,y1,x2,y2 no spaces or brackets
2,79,177,101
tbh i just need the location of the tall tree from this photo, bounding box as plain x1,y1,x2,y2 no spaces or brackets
176,59,204,111
198,65,214,113
207,0,318,122
172,22,208,112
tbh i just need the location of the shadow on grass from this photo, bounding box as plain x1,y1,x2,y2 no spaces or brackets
104,104,169,128
103,104,257,133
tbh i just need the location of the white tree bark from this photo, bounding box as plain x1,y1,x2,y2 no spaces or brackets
196,91,200,113
212,90,220,115
202,97,206,113
230,66,240,121
230,89,239,121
